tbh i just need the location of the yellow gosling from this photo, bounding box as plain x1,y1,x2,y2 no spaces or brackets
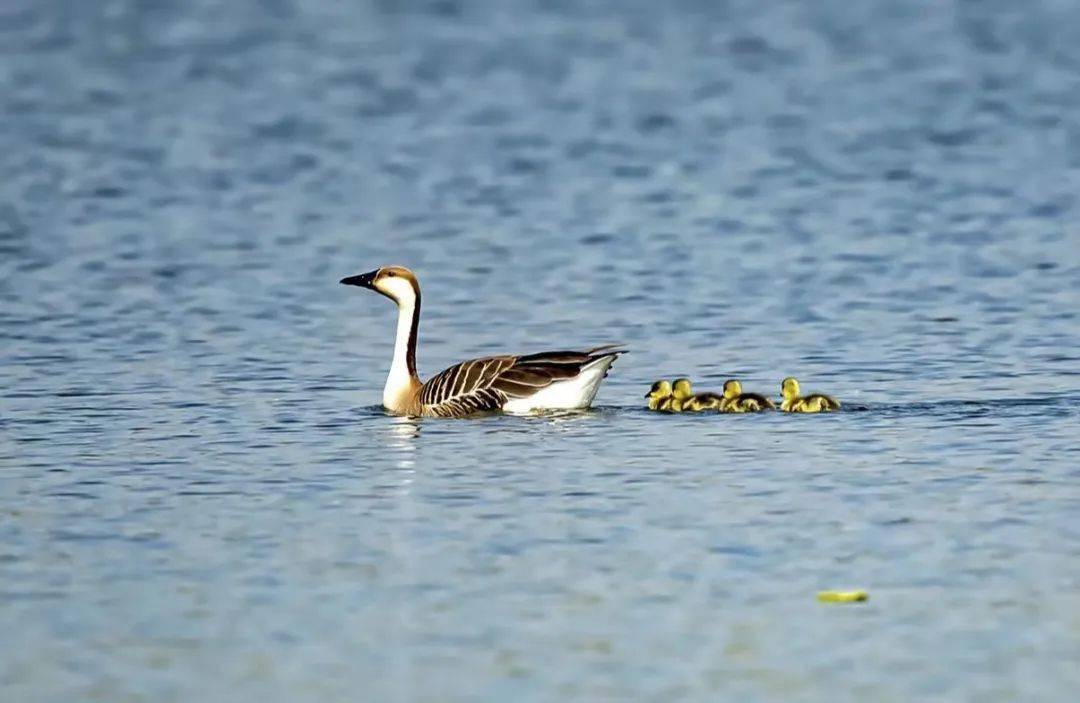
721,379,776,413
645,380,674,411
669,378,695,412
668,379,726,413
682,392,725,412
780,377,840,413
817,590,868,603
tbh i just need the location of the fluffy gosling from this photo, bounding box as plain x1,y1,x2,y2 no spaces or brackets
682,392,725,412
645,380,674,411
670,378,725,413
669,378,695,412
780,377,840,413
721,379,776,413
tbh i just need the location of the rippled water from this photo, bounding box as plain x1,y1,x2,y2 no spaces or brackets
3,1,1080,700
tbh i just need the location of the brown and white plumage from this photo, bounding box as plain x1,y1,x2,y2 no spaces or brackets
341,266,624,417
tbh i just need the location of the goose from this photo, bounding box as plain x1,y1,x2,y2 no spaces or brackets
668,378,694,412
671,378,725,412
683,392,725,413
341,266,625,417
720,379,776,413
780,377,840,413
645,380,674,411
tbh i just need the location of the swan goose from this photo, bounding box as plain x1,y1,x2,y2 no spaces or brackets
341,266,625,417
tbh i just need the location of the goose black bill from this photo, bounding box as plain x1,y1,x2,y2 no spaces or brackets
340,270,378,288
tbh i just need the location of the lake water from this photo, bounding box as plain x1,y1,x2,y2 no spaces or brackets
3,1,1080,700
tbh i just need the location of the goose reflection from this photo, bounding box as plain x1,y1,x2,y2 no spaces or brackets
486,407,606,436
382,416,420,471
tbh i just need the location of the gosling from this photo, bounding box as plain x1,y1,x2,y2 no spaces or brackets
669,378,695,412
671,378,728,413
645,380,674,411
780,377,840,413
721,379,776,413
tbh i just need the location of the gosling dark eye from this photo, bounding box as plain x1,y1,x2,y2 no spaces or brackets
386,271,396,277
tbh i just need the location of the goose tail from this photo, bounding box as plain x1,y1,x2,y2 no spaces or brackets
586,343,628,357
584,344,626,379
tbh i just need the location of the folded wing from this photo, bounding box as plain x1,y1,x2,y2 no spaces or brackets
419,346,625,417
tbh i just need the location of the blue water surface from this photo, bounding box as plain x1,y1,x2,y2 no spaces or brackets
2,1,1080,701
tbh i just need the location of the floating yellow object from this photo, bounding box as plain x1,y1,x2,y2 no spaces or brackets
817,590,868,603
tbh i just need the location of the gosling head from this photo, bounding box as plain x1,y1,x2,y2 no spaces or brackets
645,380,673,400
341,265,420,307
672,378,694,400
722,379,742,399
781,377,800,400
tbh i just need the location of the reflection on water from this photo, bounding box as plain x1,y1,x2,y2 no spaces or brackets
3,1,1080,701
384,416,419,472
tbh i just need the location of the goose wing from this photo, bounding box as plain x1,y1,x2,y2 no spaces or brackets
420,346,624,417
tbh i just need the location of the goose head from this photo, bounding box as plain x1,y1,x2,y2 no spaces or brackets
341,265,420,306
722,379,742,400
781,377,800,400
671,378,694,401
645,380,673,401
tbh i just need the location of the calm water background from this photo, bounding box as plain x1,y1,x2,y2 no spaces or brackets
3,1,1080,701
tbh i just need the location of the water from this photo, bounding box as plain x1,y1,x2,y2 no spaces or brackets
3,0,1080,700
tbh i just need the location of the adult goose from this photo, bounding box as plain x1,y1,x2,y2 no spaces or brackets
341,266,625,417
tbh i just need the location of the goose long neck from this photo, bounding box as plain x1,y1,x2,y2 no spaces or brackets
390,290,420,383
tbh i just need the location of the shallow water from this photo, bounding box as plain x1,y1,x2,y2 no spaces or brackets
3,1,1080,701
